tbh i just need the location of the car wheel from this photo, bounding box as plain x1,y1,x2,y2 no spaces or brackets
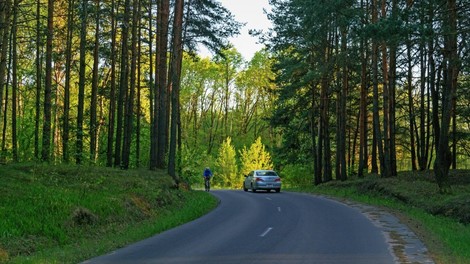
251,184,256,193
275,188,281,193
243,184,248,192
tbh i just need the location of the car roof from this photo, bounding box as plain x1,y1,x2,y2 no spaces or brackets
253,170,277,174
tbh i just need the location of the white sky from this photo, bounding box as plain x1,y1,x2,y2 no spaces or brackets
199,0,272,60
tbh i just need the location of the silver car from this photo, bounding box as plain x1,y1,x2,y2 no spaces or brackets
243,170,281,193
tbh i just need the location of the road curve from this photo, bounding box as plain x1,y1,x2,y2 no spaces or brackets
83,190,430,264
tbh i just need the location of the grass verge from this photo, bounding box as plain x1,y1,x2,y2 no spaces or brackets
0,163,218,264
288,170,470,264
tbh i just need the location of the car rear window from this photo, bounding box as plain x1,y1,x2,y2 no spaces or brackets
256,171,277,176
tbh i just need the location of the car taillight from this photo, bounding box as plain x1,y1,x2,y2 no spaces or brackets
255,177,264,182
275,178,281,182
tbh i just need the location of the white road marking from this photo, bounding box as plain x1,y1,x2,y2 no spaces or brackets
278,207,281,212
260,227,273,237
266,197,272,200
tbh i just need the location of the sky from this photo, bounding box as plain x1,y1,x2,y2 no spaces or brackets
199,0,272,60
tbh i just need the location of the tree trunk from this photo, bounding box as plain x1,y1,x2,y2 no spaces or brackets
121,0,139,169
452,94,456,169
379,0,391,178
106,0,117,167
63,0,74,163
136,7,142,167
148,0,155,169
11,0,18,161
406,35,417,171
1,59,9,156
90,0,100,162
434,0,459,192
388,0,398,176
156,0,170,169
0,0,11,142
76,0,87,164
337,27,348,181
35,0,42,160
311,82,320,185
42,0,54,162
115,0,130,167
358,23,368,178
424,2,436,170
371,0,385,176
168,0,184,181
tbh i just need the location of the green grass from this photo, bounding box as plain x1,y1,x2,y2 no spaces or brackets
0,163,218,263
289,170,470,264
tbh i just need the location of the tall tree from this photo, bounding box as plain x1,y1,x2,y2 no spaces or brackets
76,0,88,164
0,0,11,135
434,0,459,192
337,25,348,181
114,0,131,167
379,0,392,178
388,0,398,176
368,0,384,175
135,1,142,167
183,0,241,55
90,0,100,162
42,0,54,161
358,0,369,178
35,0,43,160
405,0,417,171
106,0,117,167
63,0,74,162
121,0,139,169
214,48,242,138
156,0,170,169
11,0,18,162
168,0,184,180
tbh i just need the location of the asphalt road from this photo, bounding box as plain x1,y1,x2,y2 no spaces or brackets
83,190,399,264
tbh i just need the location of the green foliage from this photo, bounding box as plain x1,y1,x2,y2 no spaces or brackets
185,0,243,54
215,137,240,188
179,144,215,186
280,164,313,188
239,137,274,175
0,163,217,263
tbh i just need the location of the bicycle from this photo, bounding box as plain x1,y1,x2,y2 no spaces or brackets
204,176,211,192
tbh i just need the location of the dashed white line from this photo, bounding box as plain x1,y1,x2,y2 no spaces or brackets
266,197,272,200
278,207,281,212
260,227,273,237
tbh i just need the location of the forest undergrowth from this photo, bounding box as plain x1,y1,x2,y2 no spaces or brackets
0,163,217,263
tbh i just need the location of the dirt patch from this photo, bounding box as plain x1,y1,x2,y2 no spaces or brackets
0,246,9,263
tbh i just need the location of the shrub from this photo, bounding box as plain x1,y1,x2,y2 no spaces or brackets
280,164,313,188
70,207,98,226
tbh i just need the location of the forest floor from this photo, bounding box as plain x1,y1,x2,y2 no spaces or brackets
291,170,470,264
0,163,217,263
